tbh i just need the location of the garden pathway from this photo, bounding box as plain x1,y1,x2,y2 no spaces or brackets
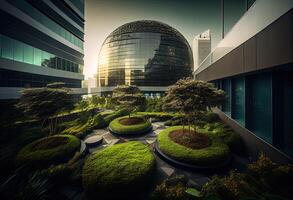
67,121,249,199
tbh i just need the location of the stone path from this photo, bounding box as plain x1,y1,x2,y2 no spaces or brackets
68,121,249,200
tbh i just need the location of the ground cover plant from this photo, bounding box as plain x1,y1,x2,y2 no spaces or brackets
82,141,156,199
157,126,230,166
109,115,152,135
16,135,80,169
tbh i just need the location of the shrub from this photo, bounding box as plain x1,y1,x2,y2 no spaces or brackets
82,141,155,199
136,112,182,121
16,135,80,169
157,126,230,166
103,108,129,125
109,115,152,135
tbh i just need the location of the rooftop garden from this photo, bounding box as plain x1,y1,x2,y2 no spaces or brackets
0,79,292,200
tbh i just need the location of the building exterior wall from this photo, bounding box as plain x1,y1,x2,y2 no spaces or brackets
0,0,85,99
192,30,211,71
195,0,293,162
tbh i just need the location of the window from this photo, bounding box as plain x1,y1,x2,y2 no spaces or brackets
23,43,34,64
1,35,14,60
33,48,42,66
222,79,231,117
246,73,272,143
232,77,245,126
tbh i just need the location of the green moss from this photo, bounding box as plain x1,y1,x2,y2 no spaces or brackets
157,126,230,166
103,109,130,125
109,115,152,135
136,112,182,121
16,135,80,168
82,141,155,198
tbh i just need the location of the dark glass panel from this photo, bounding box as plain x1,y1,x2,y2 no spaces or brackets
246,73,272,143
222,79,232,116
232,77,245,126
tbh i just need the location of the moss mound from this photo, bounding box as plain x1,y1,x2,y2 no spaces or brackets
157,126,230,166
169,129,211,149
109,115,152,135
16,135,80,168
82,141,155,198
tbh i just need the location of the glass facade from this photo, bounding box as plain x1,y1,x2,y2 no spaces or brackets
8,0,83,49
0,69,81,88
98,20,193,87
0,34,82,73
232,77,245,126
222,79,231,117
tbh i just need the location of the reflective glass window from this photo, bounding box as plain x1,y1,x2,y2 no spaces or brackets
13,40,23,62
246,73,272,143
23,43,34,64
222,79,231,116
2,35,14,60
33,48,42,66
232,77,245,126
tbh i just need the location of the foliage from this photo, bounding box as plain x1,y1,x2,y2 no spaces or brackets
136,112,182,121
89,95,106,107
16,135,80,169
112,85,146,116
16,83,74,135
75,98,90,111
109,115,152,135
82,141,155,199
146,97,164,112
201,154,293,200
200,122,245,154
157,126,230,166
163,78,225,131
103,108,130,125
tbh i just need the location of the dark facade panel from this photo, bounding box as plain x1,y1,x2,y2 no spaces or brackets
257,9,293,69
197,9,293,81
244,37,257,72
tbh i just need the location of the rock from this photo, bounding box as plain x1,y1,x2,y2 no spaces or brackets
84,136,103,148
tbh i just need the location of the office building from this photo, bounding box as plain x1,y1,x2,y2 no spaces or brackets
194,0,293,162
0,0,85,99
192,30,211,71
97,20,193,96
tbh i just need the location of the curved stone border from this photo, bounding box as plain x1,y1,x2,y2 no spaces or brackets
84,135,103,148
154,142,232,172
109,125,153,137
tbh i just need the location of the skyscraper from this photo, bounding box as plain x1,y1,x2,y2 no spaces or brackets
0,0,85,99
192,30,211,72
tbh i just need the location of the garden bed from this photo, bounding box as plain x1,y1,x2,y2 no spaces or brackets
16,135,80,168
82,141,155,199
156,126,231,168
109,115,152,135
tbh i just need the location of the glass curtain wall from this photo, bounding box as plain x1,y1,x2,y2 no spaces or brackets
222,79,232,116
232,77,245,126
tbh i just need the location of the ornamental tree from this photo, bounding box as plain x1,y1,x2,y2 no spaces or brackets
16,82,74,135
112,85,146,118
163,78,225,132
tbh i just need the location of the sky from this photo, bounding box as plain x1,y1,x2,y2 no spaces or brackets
84,0,247,79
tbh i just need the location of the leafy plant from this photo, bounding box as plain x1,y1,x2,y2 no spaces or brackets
163,78,225,132
16,82,74,135
112,85,146,117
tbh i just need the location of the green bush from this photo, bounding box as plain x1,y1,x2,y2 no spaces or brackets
136,112,182,121
200,122,245,154
109,115,152,135
103,108,129,125
157,126,230,166
16,135,80,169
82,141,155,199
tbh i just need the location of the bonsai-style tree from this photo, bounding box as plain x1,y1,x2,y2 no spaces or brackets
163,78,225,132
16,82,74,135
112,85,146,118
90,95,106,107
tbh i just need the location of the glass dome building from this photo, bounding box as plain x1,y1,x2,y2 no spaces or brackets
97,20,193,95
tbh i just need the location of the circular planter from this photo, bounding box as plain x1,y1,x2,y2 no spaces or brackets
156,126,231,169
16,135,80,168
84,135,103,148
108,116,152,135
82,141,155,199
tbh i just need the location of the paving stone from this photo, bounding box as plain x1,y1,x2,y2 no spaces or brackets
145,137,156,144
84,135,103,147
103,132,118,144
89,144,109,154
79,141,87,154
160,166,175,177
108,138,120,146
